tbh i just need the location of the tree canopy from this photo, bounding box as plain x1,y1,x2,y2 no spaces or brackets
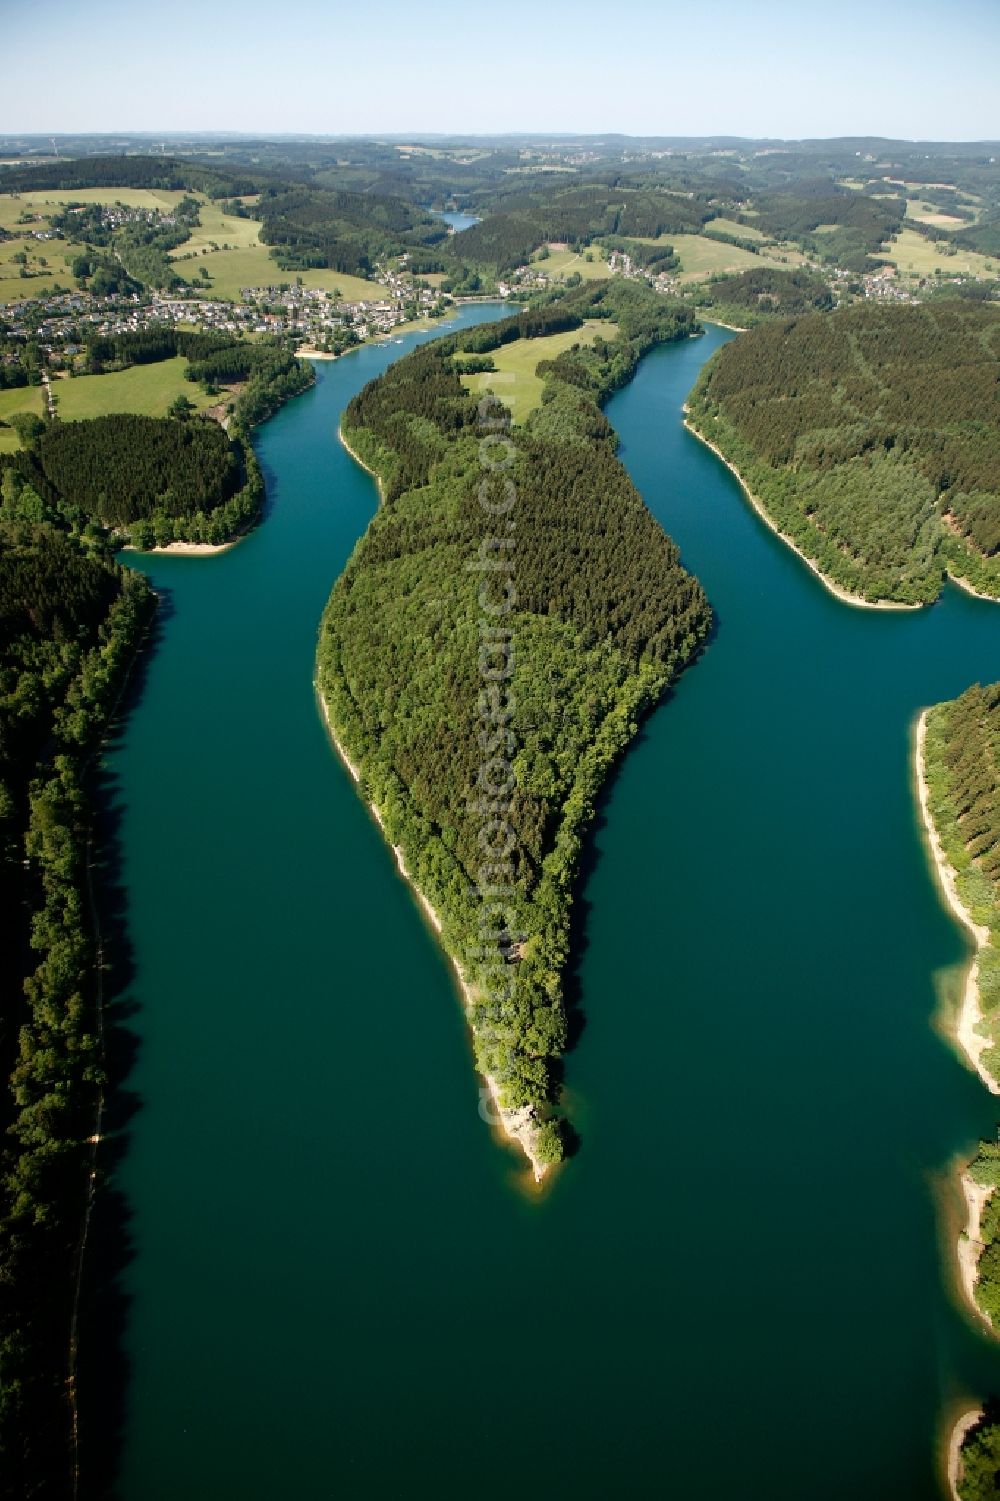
687,301,1000,603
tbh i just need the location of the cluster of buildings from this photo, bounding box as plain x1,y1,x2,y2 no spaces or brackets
604,247,678,294
2,288,260,353
238,279,447,346
495,245,677,299
0,275,452,362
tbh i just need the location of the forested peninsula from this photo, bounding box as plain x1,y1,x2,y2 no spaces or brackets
686,302,1000,605
317,281,712,1174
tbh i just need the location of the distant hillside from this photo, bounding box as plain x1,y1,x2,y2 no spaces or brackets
451,183,711,272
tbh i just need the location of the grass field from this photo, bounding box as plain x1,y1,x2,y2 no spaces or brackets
704,217,767,241
532,246,609,280
188,242,386,301
0,358,222,442
0,188,77,301
169,199,262,256
635,233,805,283
875,226,997,279
0,357,219,443
168,197,386,302
903,199,966,228
281,266,387,301
0,260,68,304
0,384,46,451
459,320,617,423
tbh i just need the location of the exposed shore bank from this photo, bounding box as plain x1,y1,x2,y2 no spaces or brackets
338,427,385,502
315,689,550,1183
913,710,998,1093
949,1406,985,1500
140,538,240,557
948,570,1000,605
682,412,922,612
696,314,749,333
957,1172,995,1324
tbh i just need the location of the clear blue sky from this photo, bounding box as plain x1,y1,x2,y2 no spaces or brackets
3,0,998,140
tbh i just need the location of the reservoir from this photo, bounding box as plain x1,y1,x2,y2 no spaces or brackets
432,209,480,232
87,318,1000,1499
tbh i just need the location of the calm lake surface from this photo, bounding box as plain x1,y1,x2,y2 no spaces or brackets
432,209,480,232
87,317,1000,1499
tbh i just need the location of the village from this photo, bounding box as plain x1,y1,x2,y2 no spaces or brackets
0,266,453,366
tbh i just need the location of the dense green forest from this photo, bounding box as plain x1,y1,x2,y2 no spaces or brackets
957,1402,1000,1500
0,153,265,199
0,501,156,1498
743,185,904,272
921,684,1000,1087
256,184,447,275
686,301,1000,603
317,282,711,1164
692,267,833,326
451,183,711,274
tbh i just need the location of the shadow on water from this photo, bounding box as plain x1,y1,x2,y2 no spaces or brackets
75,586,176,1500
557,594,718,1110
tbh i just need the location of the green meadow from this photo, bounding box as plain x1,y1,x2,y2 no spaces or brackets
459,319,617,423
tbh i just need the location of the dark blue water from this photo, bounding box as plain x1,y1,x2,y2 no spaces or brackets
98,319,1000,1500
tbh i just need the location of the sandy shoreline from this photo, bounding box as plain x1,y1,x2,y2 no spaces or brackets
913,710,997,1092
948,570,1000,605
124,537,241,557
958,1172,995,1323
682,413,923,612
698,314,749,333
948,1406,984,1500
315,688,550,1182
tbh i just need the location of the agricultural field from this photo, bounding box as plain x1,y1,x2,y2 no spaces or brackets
264,263,387,302
704,216,767,240
635,232,805,283
0,244,72,304
904,198,966,227
52,356,220,421
0,189,78,300
458,319,617,423
532,245,609,280
168,198,262,256
0,358,218,445
875,225,997,279
0,383,45,452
